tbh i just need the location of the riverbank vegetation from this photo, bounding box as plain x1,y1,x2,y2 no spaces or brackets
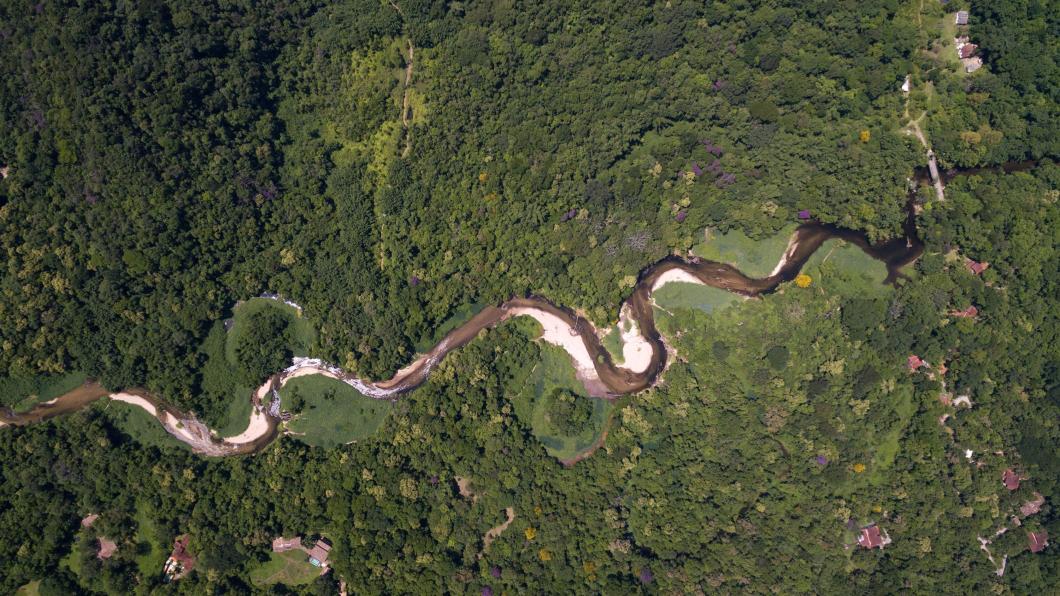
280,375,392,448
0,1,1057,594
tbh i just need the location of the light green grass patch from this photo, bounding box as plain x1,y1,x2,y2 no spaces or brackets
800,239,890,296
282,375,391,448
511,343,613,461
133,503,167,579
15,580,40,595
0,372,87,412
103,400,184,449
654,282,744,314
416,303,485,352
601,325,624,364
225,297,316,366
692,224,797,278
249,549,320,587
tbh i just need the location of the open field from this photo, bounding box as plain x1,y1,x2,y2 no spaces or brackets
133,502,168,579
654,281,743,313
225,297,316,365
799,239,890,296
692,224,798,278
282,375,392,447
0,372,87,412
249,549,320,587
103,400,184,449
416,302,485,352
511,343,613,461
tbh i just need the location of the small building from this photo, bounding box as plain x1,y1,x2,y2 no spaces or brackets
272,536,302,552
955,11,969,25
1020,492,1045,517
1002,469,1021,491
908,355,927,372
1028,530,1048,553
857,525,891,549
965,58,983,73
965,259,990,275
308,539,331,567
950,305,979,318
959,44,978,59
163,535,195,582
97,537,118,560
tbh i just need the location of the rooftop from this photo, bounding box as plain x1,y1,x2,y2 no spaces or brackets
857,525,890,549
1002,469,1020,491
308,539,332,566
1028,531,1048,553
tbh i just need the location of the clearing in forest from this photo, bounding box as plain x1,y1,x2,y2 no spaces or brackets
249,549,320,587
653,282,743,314
0,372,87,412
133,503,168,579
800,239,892,295
103,399,184,449
692,224,798,279
510,343,613,461
225,297,316,365
281,374,391,447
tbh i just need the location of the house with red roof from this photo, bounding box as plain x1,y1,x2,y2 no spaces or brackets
857,525,891,549
1028,530,1048,553
1020,492,1045,517
950,305,978,318
965,259,989,275
1002,469,1021,491
908,355,927,372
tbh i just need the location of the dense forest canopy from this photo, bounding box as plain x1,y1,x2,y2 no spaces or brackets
0,0,1057,594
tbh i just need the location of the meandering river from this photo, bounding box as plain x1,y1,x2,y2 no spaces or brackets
21,155,1045,456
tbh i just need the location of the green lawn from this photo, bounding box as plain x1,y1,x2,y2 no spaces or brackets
416,302,485,352
133,503,167,579
510,343,613,461
653,281,744,314
692,224,797,278
282,375,392,447
225,297,316,365
601,325,624,364
249,549,320,587
15,580,40,595
102,400,184,449
799,239,890,296
0,372,87,411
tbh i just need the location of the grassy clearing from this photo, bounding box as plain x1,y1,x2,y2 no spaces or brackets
416,302,485,352
102,400,184,449
601,325,624,364
198,322,256,437
510,343,613,461
0,372,87,411
799,239,890,296
133,503,167,579
282,375,392,448
249,549,320,587
225,297,316,366
654,281,743,314
692,224,797,278
15,581,40,595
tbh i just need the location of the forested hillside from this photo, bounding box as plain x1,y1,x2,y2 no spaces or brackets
0,0,1057,594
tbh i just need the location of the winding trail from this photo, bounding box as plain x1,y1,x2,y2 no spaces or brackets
0,217,924,456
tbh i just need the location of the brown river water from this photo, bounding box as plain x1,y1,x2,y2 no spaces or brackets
2,162,1037,455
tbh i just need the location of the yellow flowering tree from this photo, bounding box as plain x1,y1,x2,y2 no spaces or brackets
524,527,537,541
795,274,812,288
859,129,871,143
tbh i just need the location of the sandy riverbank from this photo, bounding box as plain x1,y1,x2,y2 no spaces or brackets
507,307,599,380
109,392,157,417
